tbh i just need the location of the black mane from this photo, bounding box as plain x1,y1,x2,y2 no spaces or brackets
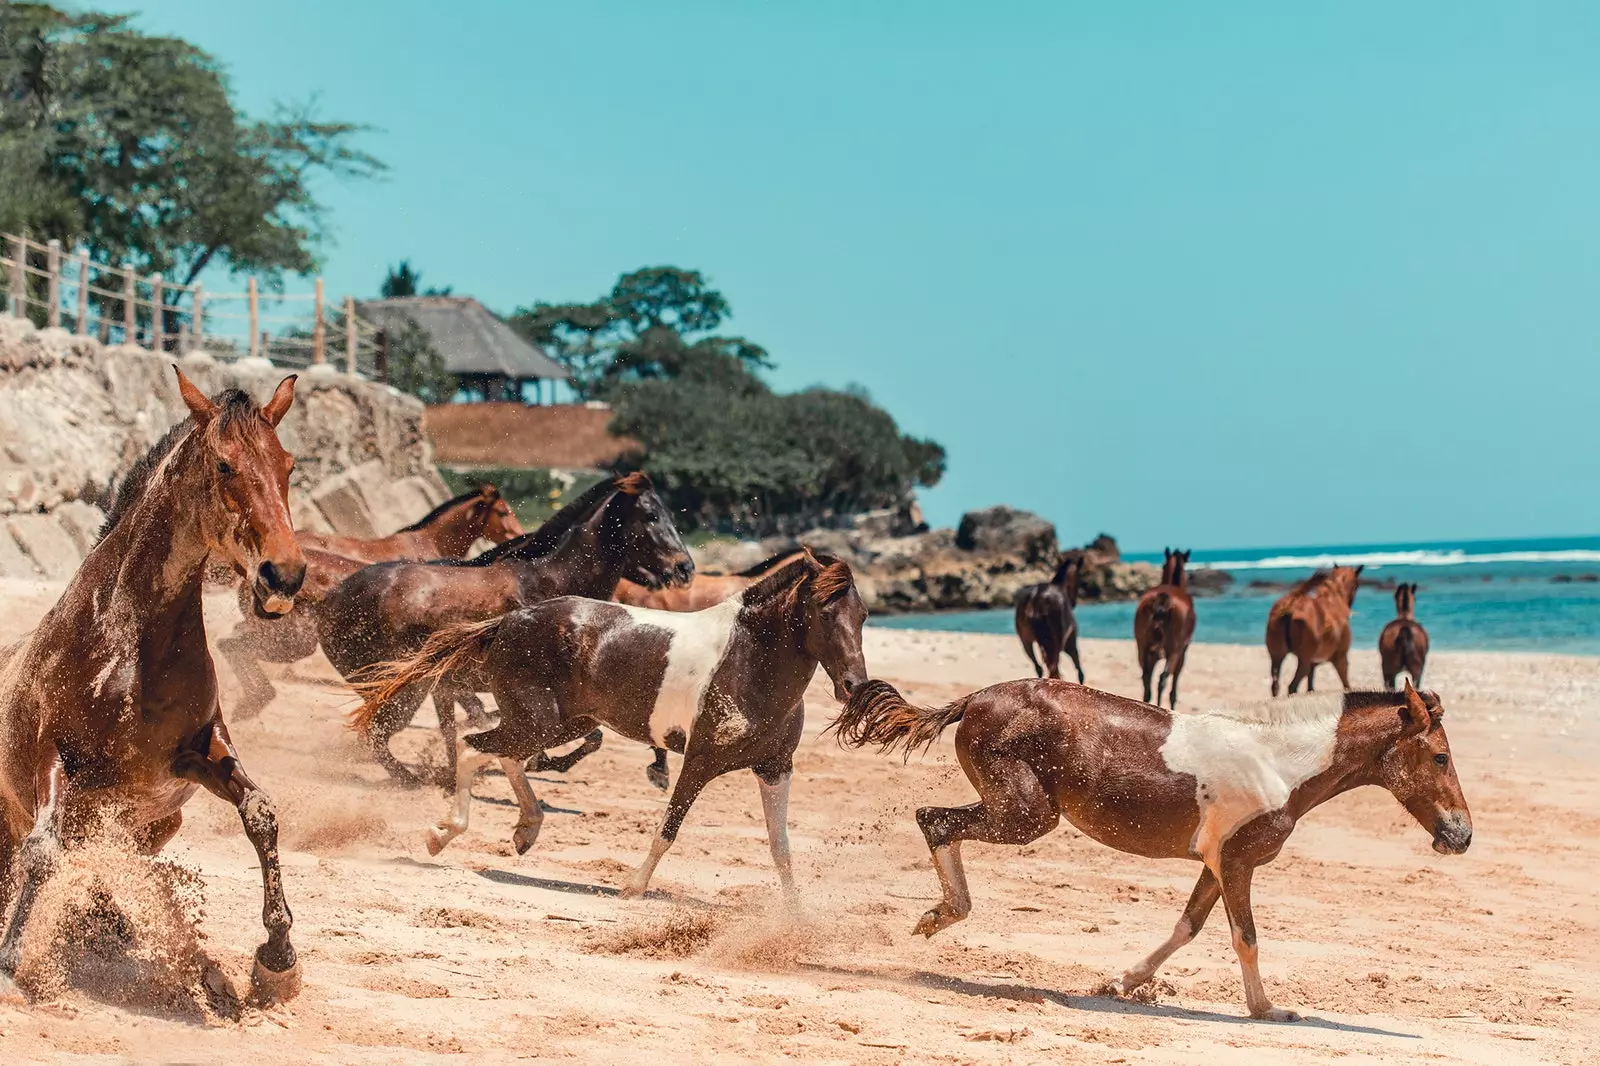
431,476,621,568
398,489,486,532
735,548,804,578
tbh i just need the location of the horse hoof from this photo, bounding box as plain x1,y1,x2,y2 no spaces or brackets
1255,1007,1302,1023
646,766,669,792
512,826,540,855
250,953,302,1003
618,879,647,900
911,908,946,938
424,827,451,856
0,971,26,1004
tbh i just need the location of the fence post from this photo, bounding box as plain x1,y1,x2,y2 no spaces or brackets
344,295,357,374
312,276,325,364
248,277,259,359
75,251,89,335
192,282,204,345
149,273,163,352
9,237,25,318
46,240,61,329
122,268,136,343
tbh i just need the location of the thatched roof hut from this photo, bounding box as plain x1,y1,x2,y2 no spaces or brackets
356,296,568,401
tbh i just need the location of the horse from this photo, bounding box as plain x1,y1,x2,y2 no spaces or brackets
321,473,695,786
300,483,525,563
1013,554,1085,682
0,368,308,1001
831,676,1470,1021
217,486,525,720
1266,565,1363,697
1134,548,1197,708
614,549,806,611
1379,583,1429,690
350,552,870,901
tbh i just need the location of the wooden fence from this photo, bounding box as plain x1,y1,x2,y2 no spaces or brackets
3,232,389,379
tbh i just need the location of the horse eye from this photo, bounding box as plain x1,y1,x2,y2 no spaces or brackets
1433,753,1449,767
217,460,234,476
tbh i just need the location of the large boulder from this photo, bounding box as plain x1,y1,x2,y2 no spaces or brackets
955,506,1058,565
6,513,82,579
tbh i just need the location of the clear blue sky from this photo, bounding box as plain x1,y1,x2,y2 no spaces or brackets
130,1,1600,551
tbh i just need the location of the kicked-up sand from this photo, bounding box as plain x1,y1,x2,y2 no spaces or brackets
0,575,1596,1063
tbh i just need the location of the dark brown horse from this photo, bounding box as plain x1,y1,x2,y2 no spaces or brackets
1379,583,1429,690
1013,554,1084,682
218,486,524,720
352,552,870,900
1266,565,1363,696
1134,548,1196,708
322,473,694,786
832,677,1470,1020
0,369,307,1001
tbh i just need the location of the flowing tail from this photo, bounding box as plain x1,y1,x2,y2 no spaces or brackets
827,680,969,760
346,616,505,736
1396,623,1415,674
1148,590,1172,640
1278,609,1293,655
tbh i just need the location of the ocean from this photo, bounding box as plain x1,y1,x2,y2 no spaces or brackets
871,535,1600,655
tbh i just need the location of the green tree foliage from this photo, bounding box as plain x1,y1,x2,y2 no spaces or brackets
0,4,383,290
385,317,455,404
380,260,452,298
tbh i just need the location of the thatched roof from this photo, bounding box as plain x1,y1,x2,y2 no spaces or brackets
356,296,569,381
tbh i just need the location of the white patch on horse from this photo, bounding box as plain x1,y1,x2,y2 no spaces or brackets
1159,692,1343,873
618,595,743,748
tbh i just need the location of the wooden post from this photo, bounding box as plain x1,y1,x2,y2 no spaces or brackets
311,276,325,364
248,277,259,359
122,267,136,343
75,251,89,335
149,273,163,352
344,295,357,374
46,240,61,329
192,282,204,344
376,327,389,383
9,237,25,318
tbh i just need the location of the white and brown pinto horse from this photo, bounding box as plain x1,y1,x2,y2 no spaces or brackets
833,677,1471,1020
353,553,869,900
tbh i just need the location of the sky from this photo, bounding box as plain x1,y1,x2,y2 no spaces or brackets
127,1,1600,551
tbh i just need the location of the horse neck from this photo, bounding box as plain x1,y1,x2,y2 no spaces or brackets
1395,595,1414,620
1289,700,1407,816
422,500,488,558
737,582,817,688
514,503,630,600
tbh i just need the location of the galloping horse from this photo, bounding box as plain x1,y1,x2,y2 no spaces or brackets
1013,554,1085,682
1266,565,1363,696
0,369,307,1001
615,549,805,611
352,552,869,900
1134,548,1196,708
832,677,1471,1020
1379,583,1429,690
217,485,524,720
323,474,694,786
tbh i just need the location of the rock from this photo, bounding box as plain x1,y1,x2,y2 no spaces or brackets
289,491,334,535
53,500,106,555
7,513,82,579
382,476,438,531
852,500,927,540
692,539,772,575
0,524,40,577
311,470,380,539
955,506,1058,565
397,473,450,509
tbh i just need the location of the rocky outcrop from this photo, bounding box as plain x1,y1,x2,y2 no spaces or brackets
954,505,1057,565
0,317,448,577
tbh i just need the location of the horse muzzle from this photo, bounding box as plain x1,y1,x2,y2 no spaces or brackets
252,558,305,618
1432,812,1473,855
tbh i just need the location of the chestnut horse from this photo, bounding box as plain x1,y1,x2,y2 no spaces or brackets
1266,565,1363,697
1379,583,1429,690
832,677,1470,1020
0,369,307,1001
322,473,694,786
615,549,805,611
1134,548,1196,708
352,552,869,900
1013,554,1085,682
218,486,524,720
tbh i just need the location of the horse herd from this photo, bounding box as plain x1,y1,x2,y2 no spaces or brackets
1015,549,1433,706
0,372,1473,1024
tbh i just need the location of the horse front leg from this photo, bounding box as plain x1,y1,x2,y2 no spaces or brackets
1219,856,1298,1021
0,756,67,996
1115,867,1219,995
1064,630,1085,684
621,753,719,899
173,722,300,1002
753,763,797,905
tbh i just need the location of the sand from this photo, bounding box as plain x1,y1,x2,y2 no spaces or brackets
0,575,1596,1064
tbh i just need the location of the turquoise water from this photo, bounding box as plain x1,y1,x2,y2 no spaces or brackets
871,535,1600,655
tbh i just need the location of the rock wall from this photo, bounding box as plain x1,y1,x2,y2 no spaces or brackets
0,317,450,577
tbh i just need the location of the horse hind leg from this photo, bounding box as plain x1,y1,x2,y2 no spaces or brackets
1116,867,1221,995
1064,629,1085,684
365,681,432,788
0,757,67,995
426,734,494,856
1287,657,1312,695
528,729,606,774
218,629,277,721
911,754,1059,937
499,757,545,855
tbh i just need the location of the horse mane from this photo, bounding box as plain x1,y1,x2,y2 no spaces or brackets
1050,553,1080,585
434,475,625,568
615,471,653,496
99,389,260,538
1186,688,1438,728
739,550,856,611
735,548,805,578
1289,566,1358,598
397,487,494,532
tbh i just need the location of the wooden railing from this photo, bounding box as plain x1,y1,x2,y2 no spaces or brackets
3,232,387,378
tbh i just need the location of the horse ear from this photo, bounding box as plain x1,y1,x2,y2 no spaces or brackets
173,366,219,424
478,483,497,499
1355,564,1365,577
1164,548,1172,561
261,374,298,427
1181,550,1191,562
1399,679,1430,735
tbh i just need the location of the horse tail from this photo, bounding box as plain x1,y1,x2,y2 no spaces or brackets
1278,609,1293,655
1149,589,1171,636
346,616,505,736
827,680,968,760
1396,623,1415,671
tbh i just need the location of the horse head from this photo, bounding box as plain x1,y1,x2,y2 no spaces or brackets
613,473,694,589
1395,582,1418,618
477,484,526,543
175,367,306,617
799,552,870,702
1376,680,1472,855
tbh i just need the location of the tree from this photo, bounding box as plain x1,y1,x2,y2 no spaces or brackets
0,4,383,292
384,318,455,404
381,260,452,298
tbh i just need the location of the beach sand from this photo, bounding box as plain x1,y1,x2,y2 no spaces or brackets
0,575,1596,1063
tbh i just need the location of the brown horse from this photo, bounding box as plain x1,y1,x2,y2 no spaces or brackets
1134,548,1197,708
614,549,806,611
217,486,525,720
1266,565,1363,696
352,552,869,900
0,369,307,1001
1013,554,1084,682
1379,583,1429,690
322,473,694,786
832,677,1470,1020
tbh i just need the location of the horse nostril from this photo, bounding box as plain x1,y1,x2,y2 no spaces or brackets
259,560,305,596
